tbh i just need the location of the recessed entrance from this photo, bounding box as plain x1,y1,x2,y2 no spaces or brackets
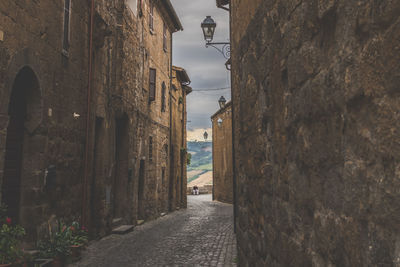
113,114,129,219
138,159,145,220
2,66,40,223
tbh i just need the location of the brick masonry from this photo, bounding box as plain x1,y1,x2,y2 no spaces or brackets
230,0,400,266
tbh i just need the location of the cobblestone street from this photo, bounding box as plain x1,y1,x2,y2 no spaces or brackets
71,194,237,266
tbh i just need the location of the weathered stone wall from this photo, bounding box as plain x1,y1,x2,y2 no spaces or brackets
170,66,190,211
231,0,400,266
0,0,184,242
212,102,233,204
85,0,145,236
0,0,89,242
142,0,174,219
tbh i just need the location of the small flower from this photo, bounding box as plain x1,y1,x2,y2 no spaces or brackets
81,226,88,232
70,226,75,231
6,217,11,225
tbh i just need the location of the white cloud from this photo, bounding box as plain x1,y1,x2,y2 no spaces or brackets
187,128,213,142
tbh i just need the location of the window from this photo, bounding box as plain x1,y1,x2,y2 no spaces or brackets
163,23,167,51
162,167,165,185
63,0,71,54
149,136,153,162
149,1,154,31
161,82,166,112
149,68,156,102
127,0,137,15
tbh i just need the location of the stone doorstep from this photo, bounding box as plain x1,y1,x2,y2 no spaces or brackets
112,217,123,228
137,220,145,225
111,225,134,235
160,212,167,217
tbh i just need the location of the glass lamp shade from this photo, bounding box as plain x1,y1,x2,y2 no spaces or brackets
201,16,216,43
218,96,226,109
203,131,209,141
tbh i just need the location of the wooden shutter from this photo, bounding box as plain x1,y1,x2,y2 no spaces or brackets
149,2,154,30
161,82,166,112
163,23,167,51
149,136,153,161
149,68,156,102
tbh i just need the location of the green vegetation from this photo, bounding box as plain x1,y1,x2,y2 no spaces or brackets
193,163,212,171
187,141,213,184
187,141,212,171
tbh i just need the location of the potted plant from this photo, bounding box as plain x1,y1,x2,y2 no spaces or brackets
0,204,26,267
68,222,88,261
37,221,72,267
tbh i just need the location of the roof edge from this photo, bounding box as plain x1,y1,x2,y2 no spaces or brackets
211,101,232,119
173,65,191,84
162,0,183,32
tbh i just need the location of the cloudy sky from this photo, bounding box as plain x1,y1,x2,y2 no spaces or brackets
171,0,231,138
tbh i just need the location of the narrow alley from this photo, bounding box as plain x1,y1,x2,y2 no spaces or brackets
72,195,237,267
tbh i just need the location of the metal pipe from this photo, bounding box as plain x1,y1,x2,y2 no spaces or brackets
82,0,95,228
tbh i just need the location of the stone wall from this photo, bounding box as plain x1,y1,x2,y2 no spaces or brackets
170,66,190,211
0,0,186,243
230,0,400,266
212,102,233,204
0,0,89,242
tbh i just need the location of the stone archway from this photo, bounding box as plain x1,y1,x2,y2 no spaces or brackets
2,66,42,223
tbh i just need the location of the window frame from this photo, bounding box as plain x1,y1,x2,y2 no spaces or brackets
161,82,166,112
149,1,154,31
163,23,167,52
149,68,156,102
149,136,153,162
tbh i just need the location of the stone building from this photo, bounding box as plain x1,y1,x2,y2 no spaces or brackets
140,0,184,220
211,100,233,204
224,0,400,266
170,66,191,211
0,0,91,243
0,0,186,243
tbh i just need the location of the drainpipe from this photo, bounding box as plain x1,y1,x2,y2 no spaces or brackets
180,88,185,207
169,33,173,210
82,0,95,228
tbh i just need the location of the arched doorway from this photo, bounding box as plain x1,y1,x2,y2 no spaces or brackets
2,66,41,223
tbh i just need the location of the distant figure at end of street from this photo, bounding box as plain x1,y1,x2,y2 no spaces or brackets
193,186,199,195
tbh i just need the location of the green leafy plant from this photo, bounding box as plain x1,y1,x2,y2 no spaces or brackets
187,153,192,165
37,220,89,260
180,147,187,155
37,221,72,259
69,221,88,246
0,204,26,265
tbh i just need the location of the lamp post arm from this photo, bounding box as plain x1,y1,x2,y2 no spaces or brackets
205,42,231,59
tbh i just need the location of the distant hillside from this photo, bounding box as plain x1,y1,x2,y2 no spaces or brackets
187,141,212,184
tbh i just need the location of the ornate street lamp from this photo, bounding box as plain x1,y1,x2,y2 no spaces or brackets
201,16,216,43
201,16,231,65
218,96,226,109
203,131,209,141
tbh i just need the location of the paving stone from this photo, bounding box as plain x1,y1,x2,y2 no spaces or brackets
71,195,237,266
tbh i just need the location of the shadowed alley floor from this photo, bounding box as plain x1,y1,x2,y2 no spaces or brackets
71,194,237,266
